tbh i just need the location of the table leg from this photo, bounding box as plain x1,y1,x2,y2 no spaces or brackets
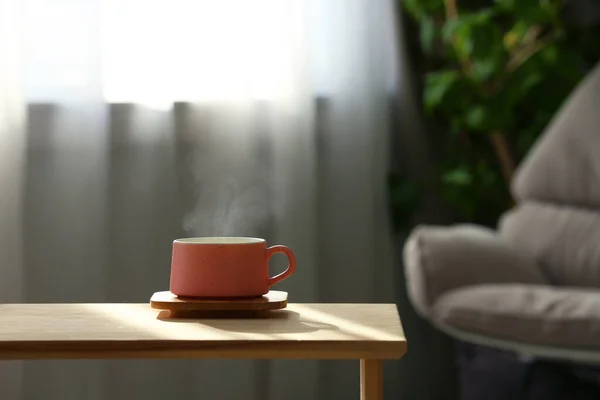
360,359,383,400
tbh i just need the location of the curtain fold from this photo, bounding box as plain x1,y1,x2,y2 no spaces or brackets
0,0,403,399
0,0,25,303
0,0,25,398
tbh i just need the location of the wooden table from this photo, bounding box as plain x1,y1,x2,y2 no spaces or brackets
0,303,406,399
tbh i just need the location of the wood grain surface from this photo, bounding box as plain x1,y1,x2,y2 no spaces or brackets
0,303,406,360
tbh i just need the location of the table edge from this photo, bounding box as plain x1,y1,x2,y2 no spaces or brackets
0,339,407,360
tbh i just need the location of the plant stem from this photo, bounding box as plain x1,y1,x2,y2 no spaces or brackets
489,131,516,183
506,32,556,72
443,0,473,74
443,0,458,20
522,25,542,46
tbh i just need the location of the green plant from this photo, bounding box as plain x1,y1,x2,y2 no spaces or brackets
397,0,600,226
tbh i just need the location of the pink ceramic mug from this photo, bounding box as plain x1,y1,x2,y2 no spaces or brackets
169,237,296,298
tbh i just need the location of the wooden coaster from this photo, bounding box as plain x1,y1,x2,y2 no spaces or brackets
150,290,287,318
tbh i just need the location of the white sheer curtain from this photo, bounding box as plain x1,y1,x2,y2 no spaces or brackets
0,0,401,399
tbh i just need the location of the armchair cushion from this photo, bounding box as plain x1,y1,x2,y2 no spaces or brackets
404,225,546,318
500,202,600,287
435,284,600,348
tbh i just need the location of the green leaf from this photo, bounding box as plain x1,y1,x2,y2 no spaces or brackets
465,106,489,131
442,18,461,43
442,13,506,69
540,44,558,64
453,25,475,59
495,0,517,11
521,71,543,93
471,23,504,60
420,17,436,54
441,17,475,60
424,70,460,112
473,9,496,23
443,167,473,186
471,59,498,82
402,0,424,19
403,0,445,20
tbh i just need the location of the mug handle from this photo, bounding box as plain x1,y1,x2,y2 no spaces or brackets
266,245,296,287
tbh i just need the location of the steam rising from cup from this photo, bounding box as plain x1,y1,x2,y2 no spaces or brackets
183,176,273,237
182,109,275,238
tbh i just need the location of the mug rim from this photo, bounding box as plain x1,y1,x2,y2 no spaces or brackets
174,237,266,245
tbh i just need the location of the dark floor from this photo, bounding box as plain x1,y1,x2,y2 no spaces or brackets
457,342,600,400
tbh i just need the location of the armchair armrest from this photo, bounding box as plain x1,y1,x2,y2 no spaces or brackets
403,224,546,318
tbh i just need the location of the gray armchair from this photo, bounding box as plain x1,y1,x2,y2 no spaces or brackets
404,62,600,365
